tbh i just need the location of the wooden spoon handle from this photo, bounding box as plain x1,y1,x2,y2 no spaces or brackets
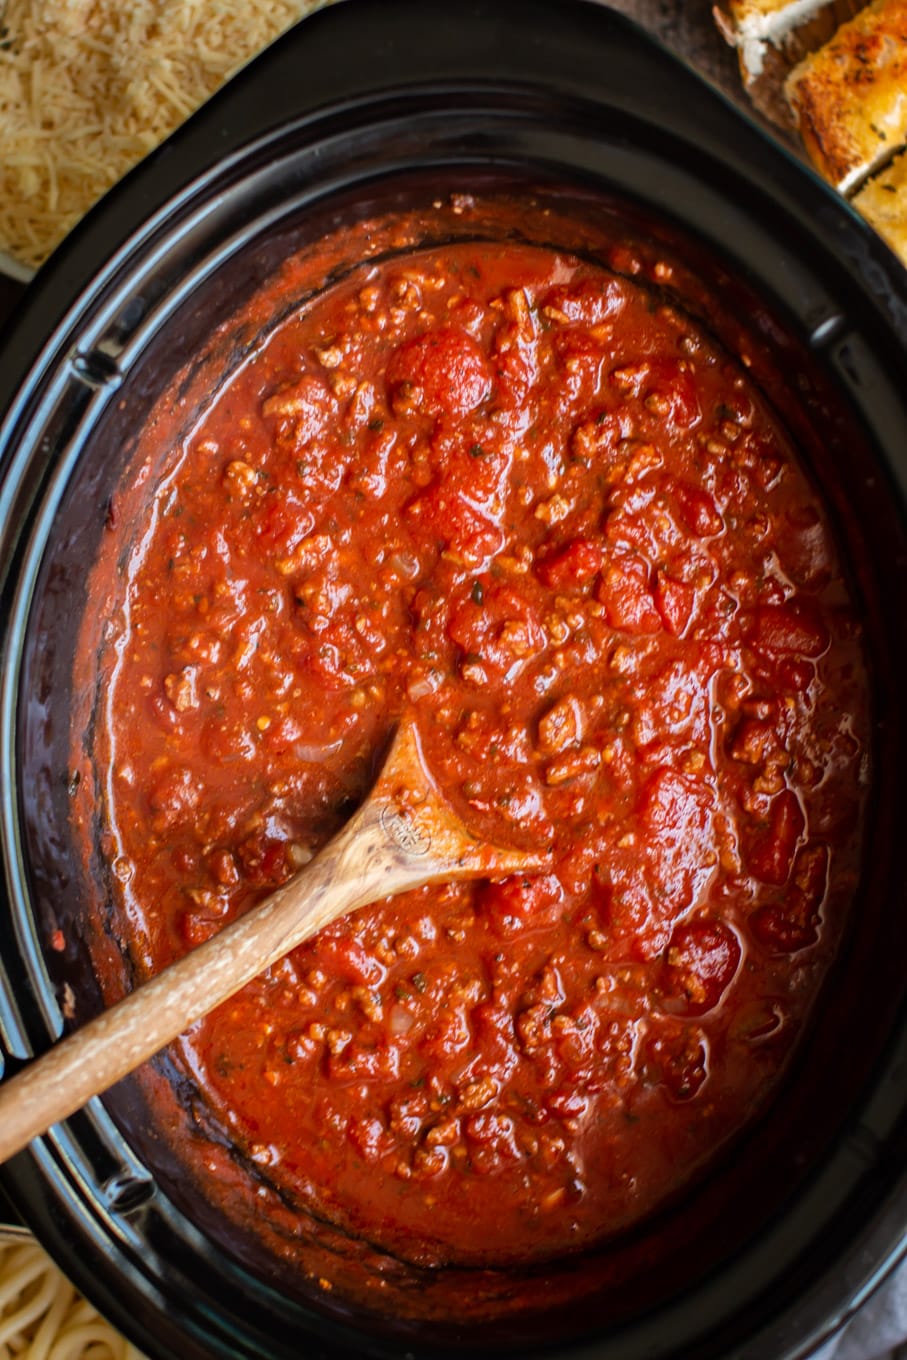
0,721,544,1163
0,794,378,1162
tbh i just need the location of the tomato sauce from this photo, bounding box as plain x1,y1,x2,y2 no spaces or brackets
77,199,869,1290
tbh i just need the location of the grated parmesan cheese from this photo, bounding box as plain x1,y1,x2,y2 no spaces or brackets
0,0,328,269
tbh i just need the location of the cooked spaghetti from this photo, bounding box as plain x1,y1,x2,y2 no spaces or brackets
0,1228,145,1360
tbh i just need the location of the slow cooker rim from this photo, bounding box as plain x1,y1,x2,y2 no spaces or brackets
1,3,907,1359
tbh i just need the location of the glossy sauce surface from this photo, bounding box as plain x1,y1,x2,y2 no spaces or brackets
88,227,868,1271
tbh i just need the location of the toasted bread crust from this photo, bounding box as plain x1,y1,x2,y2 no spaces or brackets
786,0,907,190
852,147,907,261
714,0,868,128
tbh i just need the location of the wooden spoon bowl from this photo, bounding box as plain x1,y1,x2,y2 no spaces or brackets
0,718,548,1163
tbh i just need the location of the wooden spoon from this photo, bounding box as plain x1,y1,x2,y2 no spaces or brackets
0,718,548,1164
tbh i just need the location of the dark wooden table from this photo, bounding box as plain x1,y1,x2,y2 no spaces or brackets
612,0,743,90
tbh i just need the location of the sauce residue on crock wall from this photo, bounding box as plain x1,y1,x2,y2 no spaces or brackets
72,191,870,1318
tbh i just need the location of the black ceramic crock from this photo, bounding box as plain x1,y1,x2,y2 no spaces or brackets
2,2,907,1357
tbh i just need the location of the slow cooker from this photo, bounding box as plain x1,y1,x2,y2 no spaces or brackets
2,1,907,1356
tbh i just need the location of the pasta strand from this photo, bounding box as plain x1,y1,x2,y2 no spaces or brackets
0,1231,147,1360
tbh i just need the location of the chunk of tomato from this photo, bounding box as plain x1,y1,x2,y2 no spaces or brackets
405,481,504,564
653,571,695,636
540,276,628,325
386,327,492,417
536,537,604,589
640,1025,708,1101
612,358,700,429
659,918,741,1016
752,603,829,658
596,551,661,634
476,873,565,938
747,789,805,886
750,842,828,954
673,482,723,538
448,582,545,678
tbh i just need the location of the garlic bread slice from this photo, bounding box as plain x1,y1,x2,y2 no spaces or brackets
786,0,907,191
852,147,907,262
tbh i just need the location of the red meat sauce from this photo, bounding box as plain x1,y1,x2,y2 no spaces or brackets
84,226,868,1274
